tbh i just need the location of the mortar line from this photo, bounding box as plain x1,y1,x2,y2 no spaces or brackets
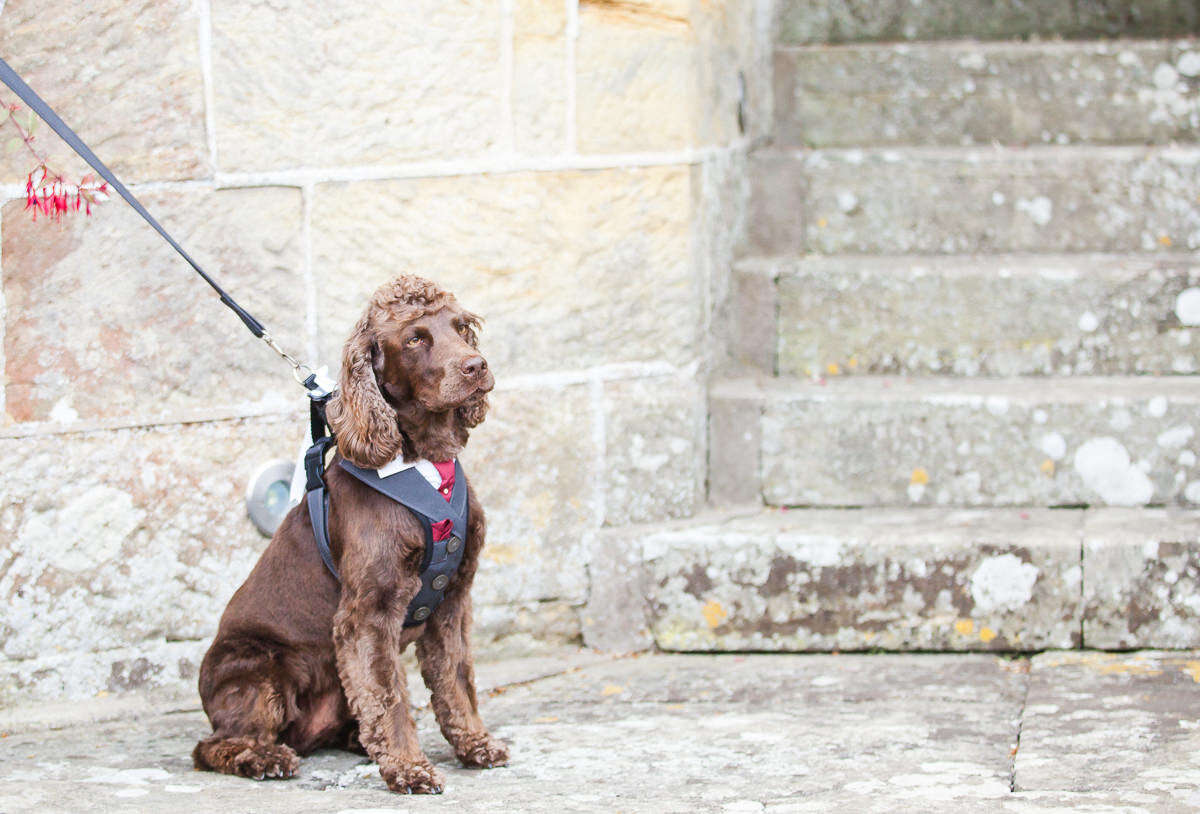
0,403,303,439
565,0,578,155
0,147,718,202
301,182,318,366
0,149,718,203
0,150,717,205
0,362,692,439
499,0,515,155
0,179,212,200
212,149,719,185
498,360,684,390
590,374,607,527
753,0,772,135
772,144,1200,161
195,0,218,177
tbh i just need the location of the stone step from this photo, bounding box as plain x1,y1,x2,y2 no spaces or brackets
778,0,1200,44
775,40,1200,148
709,375,1200,508
746,147,1200,256
730,253,1200,378
635,506,1200,652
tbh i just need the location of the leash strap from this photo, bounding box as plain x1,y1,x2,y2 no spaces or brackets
0,57,315,385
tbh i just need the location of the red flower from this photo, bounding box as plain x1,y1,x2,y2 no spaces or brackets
5,99,107,222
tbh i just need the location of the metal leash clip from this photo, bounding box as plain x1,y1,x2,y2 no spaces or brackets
259,331,313,387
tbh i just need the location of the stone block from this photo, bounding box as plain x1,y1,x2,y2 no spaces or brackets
694,148,752,374
743,151,806,255
575,1,695,153
0,0,207,184
603,372,705,525
775,41,1200,148
0,640,207,706
778,0,1200,43
1082,509,1200,649
311,167,698,377
643,508,1083,651
513,0,568,155
692,0,760,147
2,187,305,425
463,385,594,607
579,528,655,653
0,413,302,699
1017,650,1200,794
472,601,583,656
799,147,1200,254
554,0,757,153
728,262,777,373
729,376,1200,507
772,254,1200,378
210,1,501,171
708,396,762,507
0,386,595,700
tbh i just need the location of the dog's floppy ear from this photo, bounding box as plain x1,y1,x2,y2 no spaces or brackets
324,314,404,468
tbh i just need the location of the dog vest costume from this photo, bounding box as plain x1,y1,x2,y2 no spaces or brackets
305,439,469,628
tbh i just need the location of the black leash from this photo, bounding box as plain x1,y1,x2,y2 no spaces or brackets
0,56,316,389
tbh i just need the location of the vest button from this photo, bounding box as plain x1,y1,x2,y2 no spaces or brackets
446,536,463,554
431,574,450,591
412,605,432,622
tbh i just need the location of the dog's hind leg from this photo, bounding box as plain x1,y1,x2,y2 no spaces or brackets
193,668,300,780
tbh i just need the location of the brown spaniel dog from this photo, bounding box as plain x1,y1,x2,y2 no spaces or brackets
193,275,507,794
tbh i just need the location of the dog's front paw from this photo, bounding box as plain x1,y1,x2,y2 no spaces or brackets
232,743,299,780
458,735,509,769
381,759,444,795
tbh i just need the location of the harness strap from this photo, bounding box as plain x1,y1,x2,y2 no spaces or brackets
305,437,339,580
339,461,469,627
301,399,468,627
304,396,339,578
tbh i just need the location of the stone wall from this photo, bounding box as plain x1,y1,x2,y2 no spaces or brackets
0,0,767,704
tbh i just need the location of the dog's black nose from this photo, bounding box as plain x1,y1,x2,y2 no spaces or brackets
461,356,487,377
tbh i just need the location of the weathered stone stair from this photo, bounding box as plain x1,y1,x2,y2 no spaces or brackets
637,1,1200,653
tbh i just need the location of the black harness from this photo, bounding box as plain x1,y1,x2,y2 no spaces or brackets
304,398,469,627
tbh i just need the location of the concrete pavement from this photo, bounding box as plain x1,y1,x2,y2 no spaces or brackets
2,649,1199,813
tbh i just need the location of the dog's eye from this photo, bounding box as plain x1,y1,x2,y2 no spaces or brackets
405,336,422,348
457,324,471,336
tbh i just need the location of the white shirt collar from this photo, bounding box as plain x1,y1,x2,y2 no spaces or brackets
377,455,453,490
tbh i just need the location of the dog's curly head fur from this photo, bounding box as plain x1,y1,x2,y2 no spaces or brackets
325,275,491,468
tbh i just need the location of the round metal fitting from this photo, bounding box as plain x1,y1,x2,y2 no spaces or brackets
245,458,299,538
412,605,432,622
431,574,450,591
446,536,463,554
